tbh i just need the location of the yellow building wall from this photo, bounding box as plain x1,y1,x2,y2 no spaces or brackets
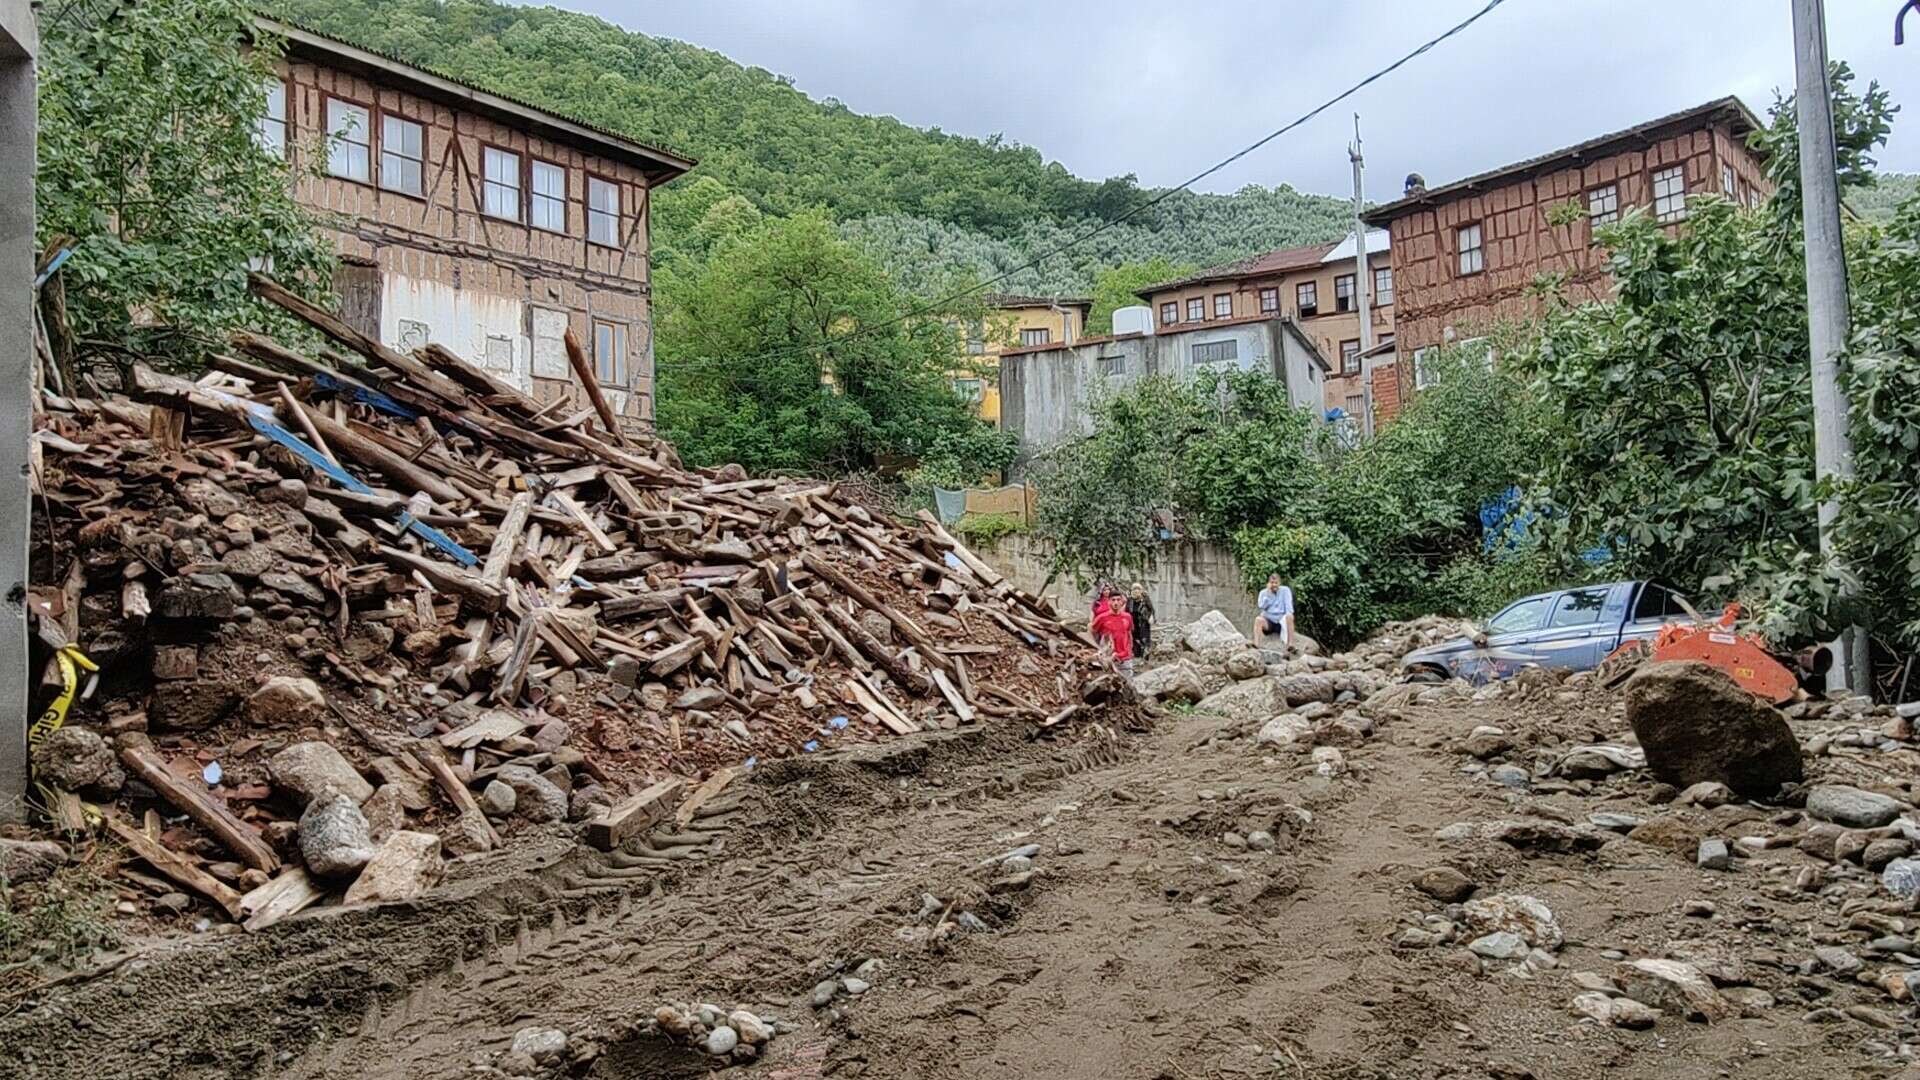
958,303,1085,425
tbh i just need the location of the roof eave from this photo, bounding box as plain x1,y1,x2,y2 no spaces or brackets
260,16,697,184
1363,96,1763,226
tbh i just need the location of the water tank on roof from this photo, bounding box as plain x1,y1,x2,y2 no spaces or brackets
1112,305,1154,337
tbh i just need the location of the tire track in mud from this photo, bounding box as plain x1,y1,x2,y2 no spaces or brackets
0,719,1151,1080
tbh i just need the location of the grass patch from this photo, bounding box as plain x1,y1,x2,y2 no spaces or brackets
954,512,1026,545
0,857,122,978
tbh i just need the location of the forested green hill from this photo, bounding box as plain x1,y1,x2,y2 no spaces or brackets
271,0,1353,291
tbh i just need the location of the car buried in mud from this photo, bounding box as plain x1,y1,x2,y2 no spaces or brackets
1400,580,1696,685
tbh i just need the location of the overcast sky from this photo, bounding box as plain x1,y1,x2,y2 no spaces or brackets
570,0,1919,201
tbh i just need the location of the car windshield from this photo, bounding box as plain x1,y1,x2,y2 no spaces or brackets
1486,596,1550,635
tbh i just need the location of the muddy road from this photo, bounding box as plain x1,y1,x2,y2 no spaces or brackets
0,687,1889,1080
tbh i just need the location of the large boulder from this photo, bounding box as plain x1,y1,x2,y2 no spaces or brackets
249,676,325,723
1183,610,1248,653
1132,661,1207,704
1222,650,1266,681
270,741,375,806
1195,677,1284,719
1623,662,1802,799
1614,959,1735,1023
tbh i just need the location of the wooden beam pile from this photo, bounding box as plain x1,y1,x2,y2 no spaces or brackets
29,274,1117,915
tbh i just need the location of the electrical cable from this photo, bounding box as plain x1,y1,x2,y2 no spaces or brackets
677,0,1515,378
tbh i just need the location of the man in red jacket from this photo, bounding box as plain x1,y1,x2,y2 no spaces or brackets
1091,593,1136,675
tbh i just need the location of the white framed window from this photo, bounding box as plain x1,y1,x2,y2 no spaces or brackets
1461,335,1494,368
593,319,628,385
1296,281,1318,316
257,81,288,158
1372,267,1392,307
483,146,523,221
1344,393,1365,416
325,98,371,182
1258,287,1279,313
1340,339,1361,374
951,377,984,403
1212,293,1232,318
380,114,424,197
532,160,567,233
1191,340,1238,365
1747,186,1762,211
1456,223,1483,275
1186,297,1205,321
1721,163,1737,197
1587,184,1619,227
1020,327,1052,347
1334,273,1356,313
1652,165,1687,222
1413,346,1438,389
588,176,621,247
1160,302,1178,325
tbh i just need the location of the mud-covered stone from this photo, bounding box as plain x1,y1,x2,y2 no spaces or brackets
497,765,567,823
249,676,325,723
33,727,124,794
1132,661,1207,704
343,830,443,904
1623,661,1802,799
270,741,374,806
0,838,67,884
149,680,241,731
298,790,377,877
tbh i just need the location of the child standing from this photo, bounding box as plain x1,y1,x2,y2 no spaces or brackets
1091,593,1136,676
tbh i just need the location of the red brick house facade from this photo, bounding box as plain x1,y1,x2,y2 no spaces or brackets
259,18,694,426
1362,97,1768,418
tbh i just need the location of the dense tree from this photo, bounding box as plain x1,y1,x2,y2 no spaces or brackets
1084,258,1196,335
654,212,1001,476
1516,66,1919,655
270,0,1354,298
37,0,336,359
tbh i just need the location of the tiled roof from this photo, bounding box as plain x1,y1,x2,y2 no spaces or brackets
1135,242,1339,298
258,15,697,180
980,293,1093,310
1363,96,1763,224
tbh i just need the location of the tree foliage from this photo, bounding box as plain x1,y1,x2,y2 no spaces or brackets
1085,258,1195,335
1030,357,1549,648
37,0,336,357
272,0,1353,295
1514,64,1920,652
654,211,1002,477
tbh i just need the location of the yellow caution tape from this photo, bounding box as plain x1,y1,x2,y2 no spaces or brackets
27,644,98,766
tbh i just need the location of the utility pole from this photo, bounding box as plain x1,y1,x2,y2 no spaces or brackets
0,0,37,823
1790,0,1871,695
1348,114,1376,437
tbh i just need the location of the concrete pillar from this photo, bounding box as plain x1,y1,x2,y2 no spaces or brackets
0,0,35,824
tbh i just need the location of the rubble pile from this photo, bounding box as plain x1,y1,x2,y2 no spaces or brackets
20,273,1121,931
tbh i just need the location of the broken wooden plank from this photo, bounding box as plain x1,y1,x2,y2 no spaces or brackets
409,741,501,850
119,745,279,873
240,867,327,932
373,545,505,614
439,710,527,750
562,327,634,448
586,779,684,850
481,490,533,588
674,767,740,828
932,669,975,724
550,490,616,553
103,811,245,920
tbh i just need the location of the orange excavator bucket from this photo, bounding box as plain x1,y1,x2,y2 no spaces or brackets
1603,602,1801,704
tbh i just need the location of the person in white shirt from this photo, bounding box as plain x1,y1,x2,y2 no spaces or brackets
1254,574,1295,647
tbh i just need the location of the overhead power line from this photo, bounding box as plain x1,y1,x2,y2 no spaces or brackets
683,0,1515,376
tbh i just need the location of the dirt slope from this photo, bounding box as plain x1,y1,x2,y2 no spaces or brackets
0,689,1889,1080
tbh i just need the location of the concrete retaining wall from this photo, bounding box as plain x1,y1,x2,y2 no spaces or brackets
980,534,1257,637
